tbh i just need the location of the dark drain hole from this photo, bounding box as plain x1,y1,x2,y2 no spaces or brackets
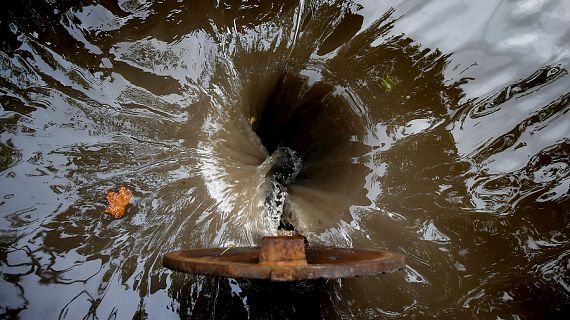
253,73,360,231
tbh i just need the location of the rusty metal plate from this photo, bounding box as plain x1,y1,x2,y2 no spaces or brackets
163,238,405,281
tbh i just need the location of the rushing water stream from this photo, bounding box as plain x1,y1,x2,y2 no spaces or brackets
1,0,569,318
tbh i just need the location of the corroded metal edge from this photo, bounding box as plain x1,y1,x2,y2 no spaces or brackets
163,246,405,282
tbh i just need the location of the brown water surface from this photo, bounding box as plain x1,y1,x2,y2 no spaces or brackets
1,0,569,318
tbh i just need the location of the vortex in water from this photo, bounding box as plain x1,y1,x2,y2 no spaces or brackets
1,0,569,318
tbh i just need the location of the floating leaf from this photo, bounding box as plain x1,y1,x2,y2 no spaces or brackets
105,186,132,218
381,74,396,93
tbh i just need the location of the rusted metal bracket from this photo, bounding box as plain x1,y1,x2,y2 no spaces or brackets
163,235,405,281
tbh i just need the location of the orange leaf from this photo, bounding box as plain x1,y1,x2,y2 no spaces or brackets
105,186,132,218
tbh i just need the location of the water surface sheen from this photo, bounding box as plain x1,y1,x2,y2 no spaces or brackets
1,0,569,318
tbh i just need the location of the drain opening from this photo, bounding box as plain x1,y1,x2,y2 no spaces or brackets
252,73,363,232
262,147,301,231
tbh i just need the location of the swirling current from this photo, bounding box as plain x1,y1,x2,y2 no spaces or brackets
1,0,569,318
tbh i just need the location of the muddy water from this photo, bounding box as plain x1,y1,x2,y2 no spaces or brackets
1,0,569,318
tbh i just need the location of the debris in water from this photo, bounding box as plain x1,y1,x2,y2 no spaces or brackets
381,74,396,93
105,186,132,218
